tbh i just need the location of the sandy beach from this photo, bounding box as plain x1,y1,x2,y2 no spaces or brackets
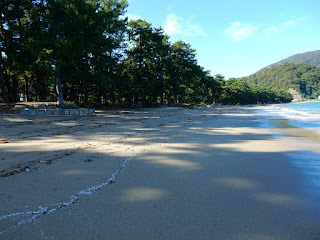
1,106,320,239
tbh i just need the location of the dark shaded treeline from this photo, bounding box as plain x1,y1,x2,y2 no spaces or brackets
0,0,292,106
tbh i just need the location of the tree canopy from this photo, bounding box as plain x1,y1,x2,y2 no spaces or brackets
272,50,320,67
243,63,320,99
1,0,292,106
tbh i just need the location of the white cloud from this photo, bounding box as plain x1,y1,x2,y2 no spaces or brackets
224,22,258,41
266,20,297,33
164,14,205,37
164,14,183,35
225,19,299,41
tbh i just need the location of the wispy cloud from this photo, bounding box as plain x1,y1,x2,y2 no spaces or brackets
266,20,297,33
224,22,259,41
225,20,299,41
164,14,205,37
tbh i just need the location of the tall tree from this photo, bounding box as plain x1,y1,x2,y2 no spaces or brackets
125,20,170,105
167,41,197,103
0,70,9,103
43,0,128,105
1,0,48,103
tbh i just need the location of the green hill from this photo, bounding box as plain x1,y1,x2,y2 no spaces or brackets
272,50,320,66
242,63,320,99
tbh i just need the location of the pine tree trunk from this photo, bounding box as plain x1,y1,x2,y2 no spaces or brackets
40,79,46,101
84,89,88,104
160,93,164,104
97,88,102,104
111,84,115,104
0,70,9,103
56,66,64,105
24,75,29,102
12,76,19,102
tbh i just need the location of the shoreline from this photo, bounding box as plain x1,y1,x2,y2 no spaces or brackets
256,107,320,198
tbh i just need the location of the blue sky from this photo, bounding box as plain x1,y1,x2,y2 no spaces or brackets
125,0,320,79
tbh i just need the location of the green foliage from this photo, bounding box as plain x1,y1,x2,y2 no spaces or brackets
243,63,320,99
0,0,294,106
273,50,320,66
219,79,292,105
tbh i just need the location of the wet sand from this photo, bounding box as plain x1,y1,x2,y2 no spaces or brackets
1,106,320,239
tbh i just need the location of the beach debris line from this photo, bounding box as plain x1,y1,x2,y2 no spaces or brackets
0,108,211,236
1,148,86,178
84,155,99,162
0,152,141,235
0,139,10,144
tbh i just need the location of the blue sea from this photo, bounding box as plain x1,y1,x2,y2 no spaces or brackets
260,102,320,196
262,102,320,135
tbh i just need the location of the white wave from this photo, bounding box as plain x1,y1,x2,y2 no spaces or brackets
261,105,320,134
265,105,320,121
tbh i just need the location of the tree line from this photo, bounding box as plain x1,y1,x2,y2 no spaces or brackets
1,0,292,107
243,63,320,99
273,50,320,67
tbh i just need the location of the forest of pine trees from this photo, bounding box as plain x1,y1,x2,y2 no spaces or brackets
0,0,292,107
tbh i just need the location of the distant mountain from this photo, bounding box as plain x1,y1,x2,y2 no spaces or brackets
242,50,320,99
242,62,320,99
272,50,320,66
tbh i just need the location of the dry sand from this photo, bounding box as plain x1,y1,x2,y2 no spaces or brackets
1,106,320,239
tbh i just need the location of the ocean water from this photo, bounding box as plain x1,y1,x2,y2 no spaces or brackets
260,102,320,196
262,102,320,135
